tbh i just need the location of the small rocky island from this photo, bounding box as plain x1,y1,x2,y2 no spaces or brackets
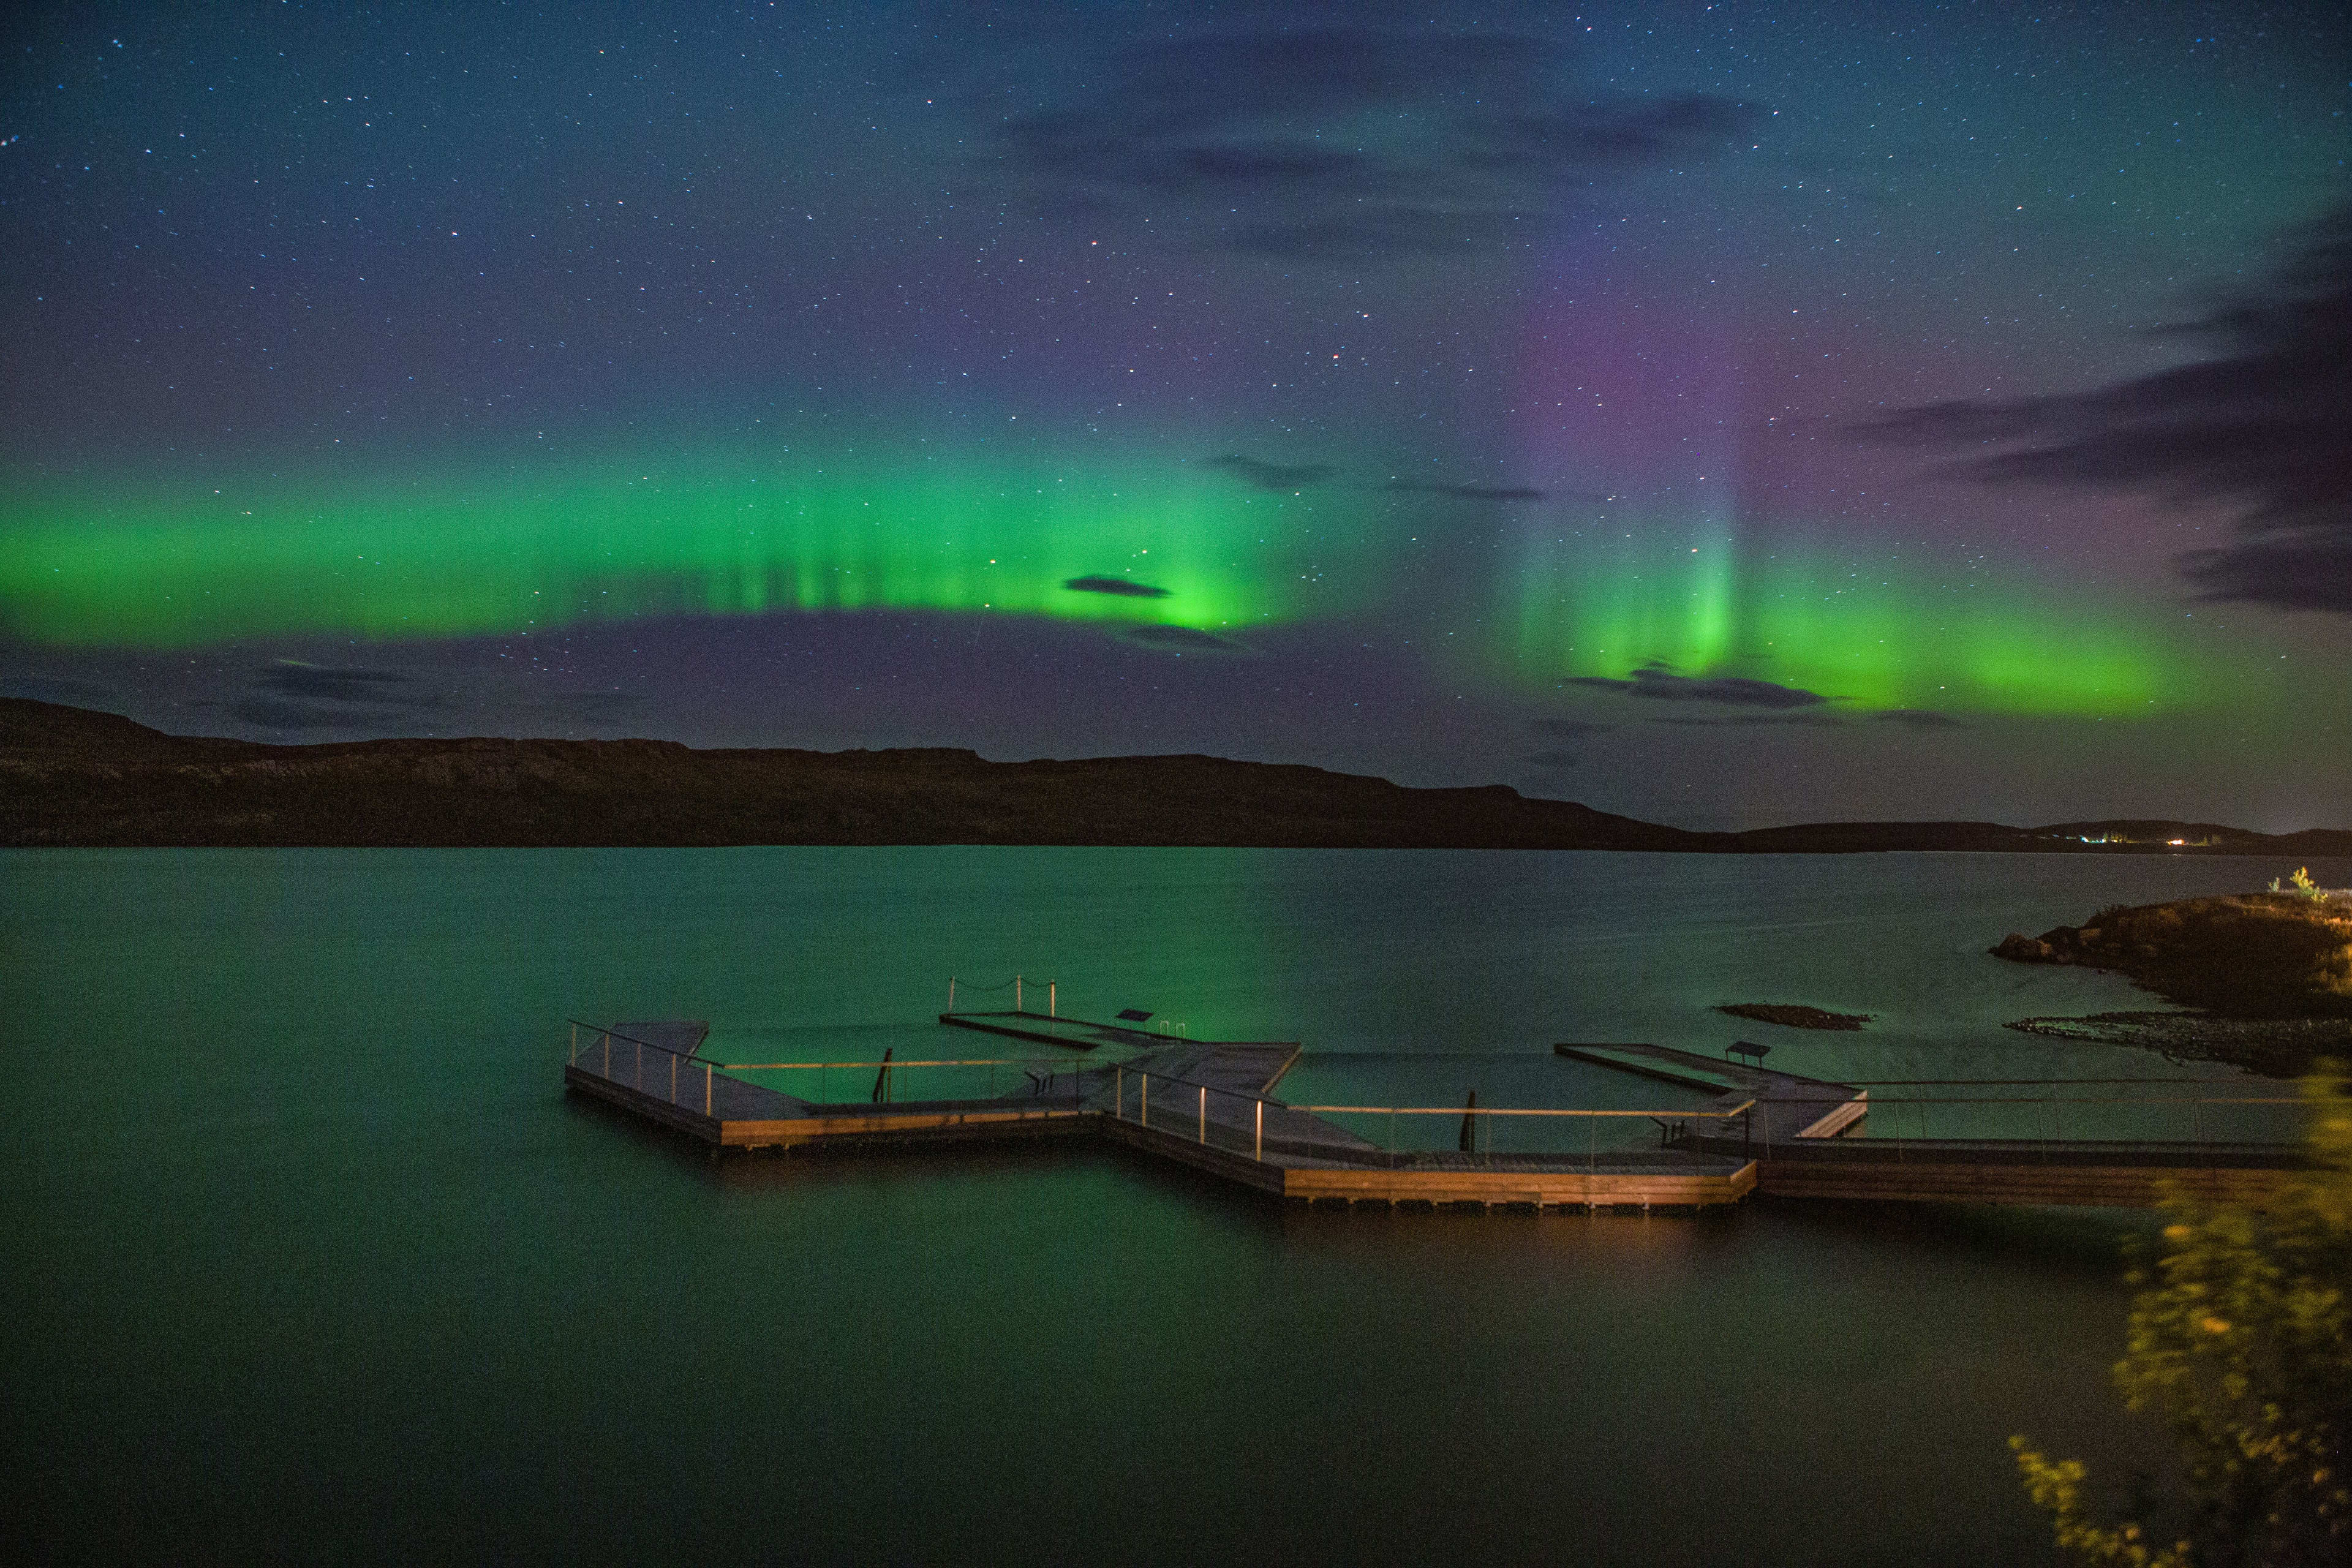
1716,1003,1874,1031
1994,886,2352,1074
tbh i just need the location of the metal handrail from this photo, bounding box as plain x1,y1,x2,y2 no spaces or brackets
1291,1101,1757,1119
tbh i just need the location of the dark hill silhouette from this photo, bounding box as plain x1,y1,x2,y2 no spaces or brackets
3,699,2348,854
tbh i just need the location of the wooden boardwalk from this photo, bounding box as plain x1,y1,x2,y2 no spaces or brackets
564,1019,1756,1209
565,1018,2313,1211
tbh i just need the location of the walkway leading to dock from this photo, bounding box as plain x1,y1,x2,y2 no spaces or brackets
1558,1041,2315,1207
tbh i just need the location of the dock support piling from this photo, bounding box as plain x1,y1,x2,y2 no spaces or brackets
1199,1085,1207,1145
1255,1098,1263,1162
1050,981,1057,1018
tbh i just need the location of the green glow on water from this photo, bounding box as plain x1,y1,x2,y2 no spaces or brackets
0,458,1344,647
1500,524,2214,715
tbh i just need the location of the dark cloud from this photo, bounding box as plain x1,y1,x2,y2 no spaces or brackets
1528,717,1615,740
0,674,126,708
254,663,434,706
1120,624,1243,652
208,663,442,733
1205,454,1338,491
1869,709,1966,730
220,697,375,731
1385,480,1547,501
998,29,1765,259
1856,203,2352,614
1648,712,1847,728
1565,666,1831,709
1064,575,1172,598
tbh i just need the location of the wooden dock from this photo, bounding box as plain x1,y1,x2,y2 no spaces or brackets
564,1016,2313,1212
564,1019,1757,1210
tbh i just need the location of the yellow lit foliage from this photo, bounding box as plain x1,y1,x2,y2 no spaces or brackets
2014,1066,2351,1566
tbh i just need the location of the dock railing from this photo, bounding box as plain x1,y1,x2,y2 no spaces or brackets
568,1021,1102,1110
570,1021,722,1114
1711,1080,2326,1163
1109,1062,1755,1173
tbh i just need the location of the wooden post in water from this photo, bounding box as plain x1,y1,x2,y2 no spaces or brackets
1049,981,1056,1018
1016,974,1023,1013
704,1061,712,1117
1255,1099,1263,1162
1116,1066,1123,1121
1140,1072,1147,1129
1199,1085,1207,1144
948,976,957,1014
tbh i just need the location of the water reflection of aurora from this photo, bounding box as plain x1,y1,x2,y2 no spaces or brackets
2,459,2230,718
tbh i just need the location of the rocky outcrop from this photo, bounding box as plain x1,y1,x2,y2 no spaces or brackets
1992,895,2352,1020
1716,1003,1874,1030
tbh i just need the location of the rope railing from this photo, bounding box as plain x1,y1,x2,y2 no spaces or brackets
944,974,1057,1016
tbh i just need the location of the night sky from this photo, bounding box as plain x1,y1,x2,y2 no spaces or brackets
4,2,2347,829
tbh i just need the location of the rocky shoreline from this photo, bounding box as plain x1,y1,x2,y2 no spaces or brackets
2003,1011,2352,1077
1992,892,2352,1076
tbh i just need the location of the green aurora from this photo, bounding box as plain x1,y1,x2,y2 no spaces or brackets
0,458,2252,718
1501,524,2211,717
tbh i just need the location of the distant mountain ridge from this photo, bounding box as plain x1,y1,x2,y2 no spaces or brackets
3,699,2348,854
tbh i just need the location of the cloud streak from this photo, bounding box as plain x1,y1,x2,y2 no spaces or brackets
997,29,1765,260
1565,666,1830,709
1385,480,1547,501
1205,454,1338,491
1858,203,2352,614
1064,575,1172,598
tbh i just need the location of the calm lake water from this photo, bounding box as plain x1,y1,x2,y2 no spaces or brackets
4,847,2340,1564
